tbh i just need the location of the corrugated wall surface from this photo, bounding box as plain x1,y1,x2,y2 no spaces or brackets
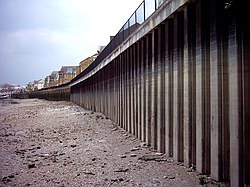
70,0,249,186
29,86,70,101
31,0,249,186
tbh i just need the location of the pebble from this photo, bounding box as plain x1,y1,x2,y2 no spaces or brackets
114,168,129,172
131,147,140,151
28,163,36,169
155,152,163,156
111,127,118,131
83,171,95,175
168,176,175,179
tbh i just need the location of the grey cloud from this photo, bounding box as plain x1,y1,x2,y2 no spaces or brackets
0,0,81,32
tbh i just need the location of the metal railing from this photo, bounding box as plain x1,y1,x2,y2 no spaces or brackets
71,0,160,83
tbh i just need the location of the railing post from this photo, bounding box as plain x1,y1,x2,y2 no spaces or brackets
143,0,146,21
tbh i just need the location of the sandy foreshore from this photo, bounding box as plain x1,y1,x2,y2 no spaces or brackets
0,99,216,186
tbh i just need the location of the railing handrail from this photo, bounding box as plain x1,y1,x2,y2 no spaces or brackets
70,0,158,84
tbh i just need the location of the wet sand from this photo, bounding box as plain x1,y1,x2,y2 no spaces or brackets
0,99,216,186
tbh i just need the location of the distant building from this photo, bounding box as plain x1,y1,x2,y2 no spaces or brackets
76,54,97,76
58,66,77,85
34,79,44,90
97,46,106,54
49,71,59,87
26,79,44,91
26,82,34,91
1,84,24,94
12,85,25,93
44,76,50,88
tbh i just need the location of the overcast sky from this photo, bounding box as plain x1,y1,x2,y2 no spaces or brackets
0,0,142,86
